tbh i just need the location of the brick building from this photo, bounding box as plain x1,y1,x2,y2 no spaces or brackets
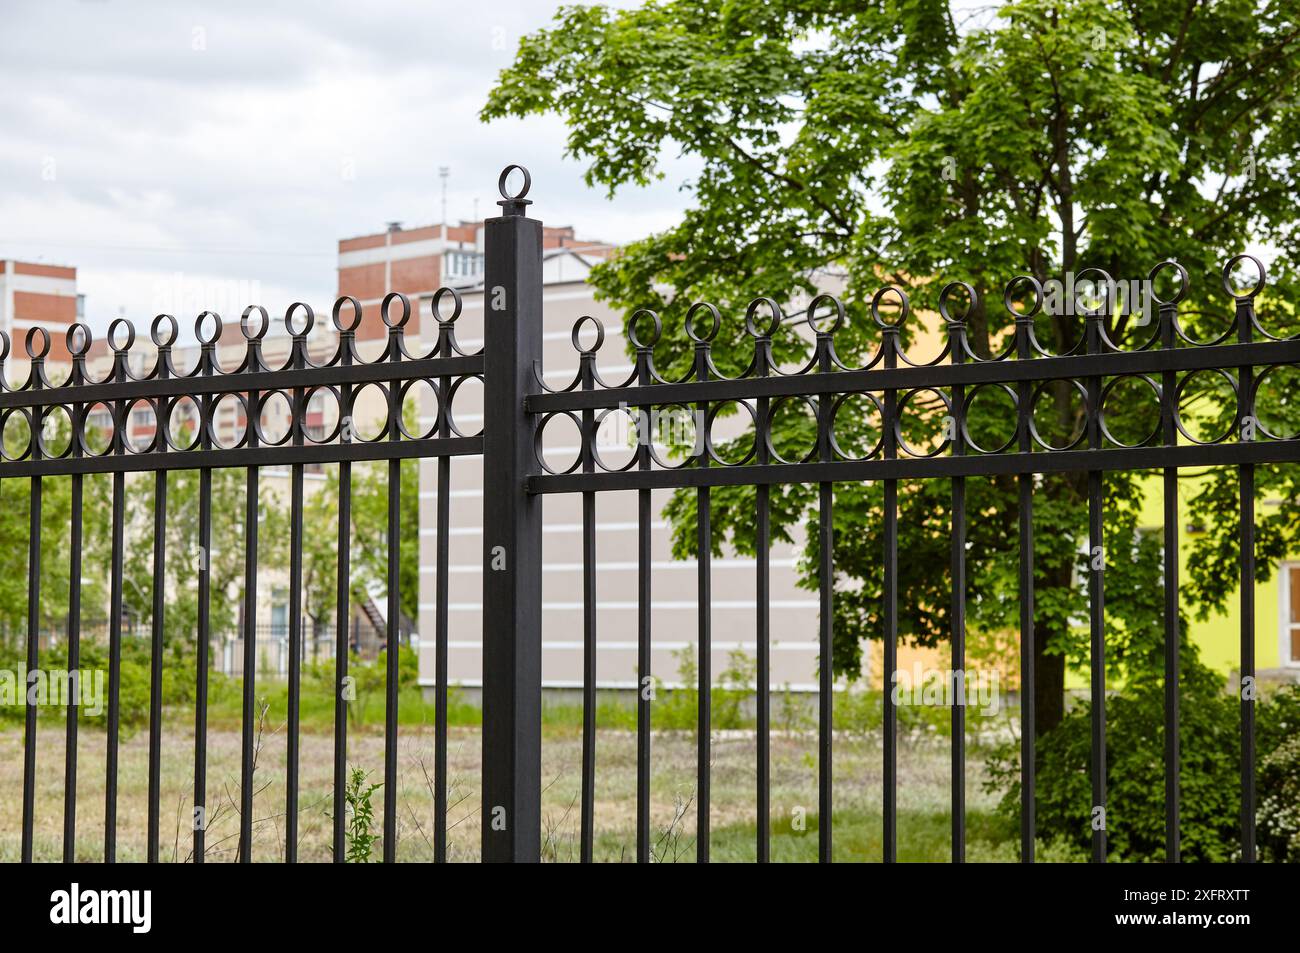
0,259,82,362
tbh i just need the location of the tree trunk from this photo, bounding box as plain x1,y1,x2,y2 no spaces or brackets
1032,559,1073,736
1034,622,1066,737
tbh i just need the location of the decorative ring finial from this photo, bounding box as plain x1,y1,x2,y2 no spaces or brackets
1222,254,1265,299
938,281,977,325
67,322,93,358
628,309,661,349
25,326,51,360
196,311,223,345
432,287,463,325
497,165,533,214
1148,260,1188,306
571,315,605,354
151,314,179,348
108,318,137,352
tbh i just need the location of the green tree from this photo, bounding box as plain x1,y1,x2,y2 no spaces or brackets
119,467,285,653
484,0,1300,734
0,413,112,638
300,458,420,634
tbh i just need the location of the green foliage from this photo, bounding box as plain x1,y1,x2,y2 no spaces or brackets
651,645,758,731
0,635,235,733
1257,734,1300,862
0,419,112,631
485,0,1300,737
331,766,381,863
299,459,420,626
301,646,419,728
984,673,1300,862
833,682,1005,745
121,468,281,650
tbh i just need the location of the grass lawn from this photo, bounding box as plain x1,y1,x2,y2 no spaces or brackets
0,696,1024,861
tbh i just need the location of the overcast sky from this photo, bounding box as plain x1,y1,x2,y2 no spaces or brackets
0,0,692,334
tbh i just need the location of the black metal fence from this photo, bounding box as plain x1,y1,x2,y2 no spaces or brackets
3,164,1297,862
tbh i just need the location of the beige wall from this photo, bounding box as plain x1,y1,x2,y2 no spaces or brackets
416,280,846,694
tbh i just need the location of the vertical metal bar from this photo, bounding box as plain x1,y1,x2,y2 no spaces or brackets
882,325,898,864
105,466,125,862
1015,306,1036,863
63,467,82,863
1086,305,1106,864
382,311,403,864
434,329,452,864
285,320,310,862
1235,292,1256,863
1158,291,1180,863
334,455,351,862
816,330,834,864
333,331,355,862
195,463,211,863
579,350,596,863
382,453,399,861
239,393,260,863
146,463,167,862
948,309,967,864
481,169,544,862
194,326,215,864
635,340,652,863
147,350,171,862
434,452,450,862
103,339,129,862
22,423,42,863
286,412,305,862
695,337,712,864
755,330,771,864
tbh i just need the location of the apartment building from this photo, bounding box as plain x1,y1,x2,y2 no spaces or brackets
0,259,82,364
337,219,601,339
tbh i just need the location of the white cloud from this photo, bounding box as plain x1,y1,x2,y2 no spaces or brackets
0,0,692,333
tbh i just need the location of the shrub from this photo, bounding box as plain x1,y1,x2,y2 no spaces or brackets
984,673,1300,862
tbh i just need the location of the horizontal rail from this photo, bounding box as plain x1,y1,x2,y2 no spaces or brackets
0,354,483,410
526,340,1300,413
0,435,482,478
528,437,1300,493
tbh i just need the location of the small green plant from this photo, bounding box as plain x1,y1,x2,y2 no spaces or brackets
650,645,759,732
330,766,382,863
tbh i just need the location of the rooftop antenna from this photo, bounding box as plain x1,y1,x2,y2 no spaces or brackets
439,166,450,236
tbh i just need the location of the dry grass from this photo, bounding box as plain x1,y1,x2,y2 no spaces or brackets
0,717,1000,862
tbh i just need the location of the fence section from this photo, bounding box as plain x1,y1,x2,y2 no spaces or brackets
520,238,1300,863
1,287,482,862
2,164,1297,863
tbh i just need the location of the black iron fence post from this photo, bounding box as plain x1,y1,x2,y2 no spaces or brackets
481,165,544,862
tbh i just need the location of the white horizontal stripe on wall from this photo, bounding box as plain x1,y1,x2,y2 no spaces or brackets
428,640,821,651
417,488,483,500
544,365,632,381
2,273,76,294
438,600,818,611
419,558,798,574
446,327,623,352
433,521,671,537
338,238,443,267
416,677,826,692
448,286,615,310
12,317,74,331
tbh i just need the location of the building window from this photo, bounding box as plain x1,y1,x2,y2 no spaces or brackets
1285,564,1300,666
445,250,484,280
